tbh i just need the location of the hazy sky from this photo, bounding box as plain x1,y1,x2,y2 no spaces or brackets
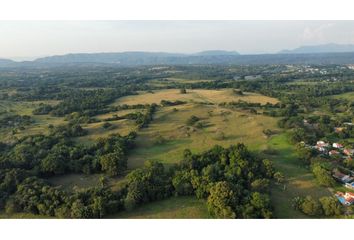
1,21,354,60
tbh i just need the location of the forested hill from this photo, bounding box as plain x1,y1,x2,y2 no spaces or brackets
0,59,15,67
280,43,354,54
2,51,354,67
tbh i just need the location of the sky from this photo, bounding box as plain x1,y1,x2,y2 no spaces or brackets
1,21,354,60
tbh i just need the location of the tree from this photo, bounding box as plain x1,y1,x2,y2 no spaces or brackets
301,196,322,216
251,179,270,192
186,115,200,126
249,192,272,218
172,170,193,196
41,152,66,175
207,181,236,219
262,159,274,178
319,196,342,216
311,163,335,187
99,149,127,176
102,122,112,129
180,88,187,94
273,172,285,184
296,145,316,165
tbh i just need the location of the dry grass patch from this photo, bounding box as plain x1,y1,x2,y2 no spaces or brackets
114,89,278,106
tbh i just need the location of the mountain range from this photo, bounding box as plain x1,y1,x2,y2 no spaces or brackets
279,43,354,54
1,45,354,67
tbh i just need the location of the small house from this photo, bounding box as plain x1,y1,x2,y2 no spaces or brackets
317,141,329,147
345,182,354,190
335,192,354,206
333,143,344,149
333,170,354,183
343,149,354,156
329,150,340,156
334,127,344,133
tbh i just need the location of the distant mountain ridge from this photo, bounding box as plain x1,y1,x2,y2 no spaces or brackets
34,51,240,64
280,43,354,54
194,50,240,56
1,50,354,67
0,58,15,65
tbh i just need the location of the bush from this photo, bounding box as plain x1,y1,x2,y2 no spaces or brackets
301,196,323,216
102,122,112,129
186,115,200,126
180,88,187,94
311,163,335,187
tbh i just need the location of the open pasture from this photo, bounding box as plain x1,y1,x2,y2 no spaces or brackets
113,88,279,106
127,103,279,169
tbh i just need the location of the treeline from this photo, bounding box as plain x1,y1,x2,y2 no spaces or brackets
292,195,343,217
0,129,137,209
49,89,132,116
1,143,276,218
160,100,187,107
124,144,275,218
0,114,33,129
136,104,157,129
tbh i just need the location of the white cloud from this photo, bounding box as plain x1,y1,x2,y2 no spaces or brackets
302,23,336,43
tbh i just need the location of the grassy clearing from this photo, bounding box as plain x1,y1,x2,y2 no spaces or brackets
0,100,65,142
148,77,215,87
47,173,127,192
267,133,332,218
113,88,278,106
109,196,210,219
47,173,103,191
332,91,354,101
128,103,279,169
76,119,137,145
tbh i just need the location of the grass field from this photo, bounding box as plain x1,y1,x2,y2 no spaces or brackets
109,196,211,219
113,88,279,106
76,119,137,145
0,87,332,219
127,103,279,169
0,100,65,142
47,173,127,192
267,133,332,218
332,91,354,101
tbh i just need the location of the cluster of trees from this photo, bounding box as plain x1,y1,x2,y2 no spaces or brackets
49,89,131,117
0,129,137,211
186,115,200,126
292,195,343,217
49,123,88,138
311,163,335,187
1,143,276,219
123,144,276,219
172,144,275,218
32,104,53,115
1,130,136,176
160,100,187,107
135,104,157,129
0,114,33,129
5,177,125,218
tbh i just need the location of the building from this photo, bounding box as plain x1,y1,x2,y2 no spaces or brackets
345,182,354,190
334,127,345,133
329,150,340,156
317,141,329,147
335,192,354,206
315,141,329,152
333,170,354,183
343,149,354,156
333,143,344,149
